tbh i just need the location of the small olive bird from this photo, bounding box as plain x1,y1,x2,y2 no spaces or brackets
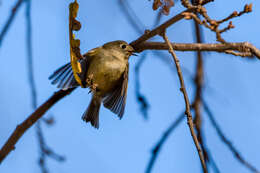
49,40,135,128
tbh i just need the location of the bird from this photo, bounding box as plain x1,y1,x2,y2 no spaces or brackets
49,40,135,128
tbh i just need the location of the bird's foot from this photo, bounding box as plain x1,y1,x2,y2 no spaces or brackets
86,74,94,86
90,83,98,92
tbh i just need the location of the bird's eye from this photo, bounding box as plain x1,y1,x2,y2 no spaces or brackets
121,44,127,49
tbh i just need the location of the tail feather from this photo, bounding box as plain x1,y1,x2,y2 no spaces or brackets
82,96,101,129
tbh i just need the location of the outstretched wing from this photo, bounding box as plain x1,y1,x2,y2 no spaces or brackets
49,48,100,90
103,63,129,118
49,62,79,89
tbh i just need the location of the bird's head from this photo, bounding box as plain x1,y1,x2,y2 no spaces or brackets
103,40,136,60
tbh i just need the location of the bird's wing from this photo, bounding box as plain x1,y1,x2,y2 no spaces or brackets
103,63,129,118
49,62,79,89
78,47,100,87
48,48,100,89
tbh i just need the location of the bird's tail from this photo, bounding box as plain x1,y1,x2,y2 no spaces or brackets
82,95,101,129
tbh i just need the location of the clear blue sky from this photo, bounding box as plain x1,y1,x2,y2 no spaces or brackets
0,0,259,173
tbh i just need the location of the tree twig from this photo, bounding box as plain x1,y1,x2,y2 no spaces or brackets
1,0,260,166
0,88,75,163
0,0,24,47
162,32,208,173
134,53,149,119
118,0,145,34
118,0,150,119
130,8,197,47
203,100,260,173
25,1,65,172
192,17,209,170
145,112,184,173
135,42,259,59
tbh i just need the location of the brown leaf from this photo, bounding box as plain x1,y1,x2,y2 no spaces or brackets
162,5,170,15
164,0,174,7
153,0,163,11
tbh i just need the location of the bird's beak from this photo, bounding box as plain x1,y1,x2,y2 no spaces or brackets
128,45,138,56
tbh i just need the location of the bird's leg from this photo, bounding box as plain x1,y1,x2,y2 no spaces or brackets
91,83,98,92
86,74,98,92
86,74,94,86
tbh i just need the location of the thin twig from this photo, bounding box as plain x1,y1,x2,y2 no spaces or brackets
25,1,64,172
203,145,220,173
25,0,37,109
192,18,209,170
0,0,24,47
25,1,46,172
25,1,47,171
118,0,145,34
224,50,252,57
36,123,65,172
1,0,260,165
203,100,260,173
119,0,171,120
162,32,207,173
135,53,149,119
130,8,197,47
145,112,184,173
0,88,75,163
118,0,150,119
36,123,48,173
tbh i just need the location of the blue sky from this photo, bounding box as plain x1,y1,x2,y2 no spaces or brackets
0,0,259,173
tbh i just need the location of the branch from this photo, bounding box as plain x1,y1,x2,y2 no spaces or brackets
0,1,83,163
162,32,207,173
118,0,150,119
0,88,75,163
192,18,210,170
25,1,65,172
118,0,145,34
203,100,260,173
130,8,197,47
1,0,259,166
0,0,24,47
191,16,220,172
135,53,149,119
181,3,252,43
145,112,184,173
36,123,65,172
136,42,260,59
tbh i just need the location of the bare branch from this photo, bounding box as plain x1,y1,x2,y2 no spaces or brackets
180,2,252,43
0,88,75,163
25,0,37,109
136,42,260,59
0,1,84,163
145,112,184,173
216,4,252,24
0,0,259,166
192,19,210,170
25,1,65,172
36,122,65,173
134,53,149,119
162,32,207,173
130,8,197,47
203,100,260,173
118,0,145,34
118,0,150,119
0,0,24,47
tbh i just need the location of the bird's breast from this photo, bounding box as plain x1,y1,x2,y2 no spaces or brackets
87,57,127,95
